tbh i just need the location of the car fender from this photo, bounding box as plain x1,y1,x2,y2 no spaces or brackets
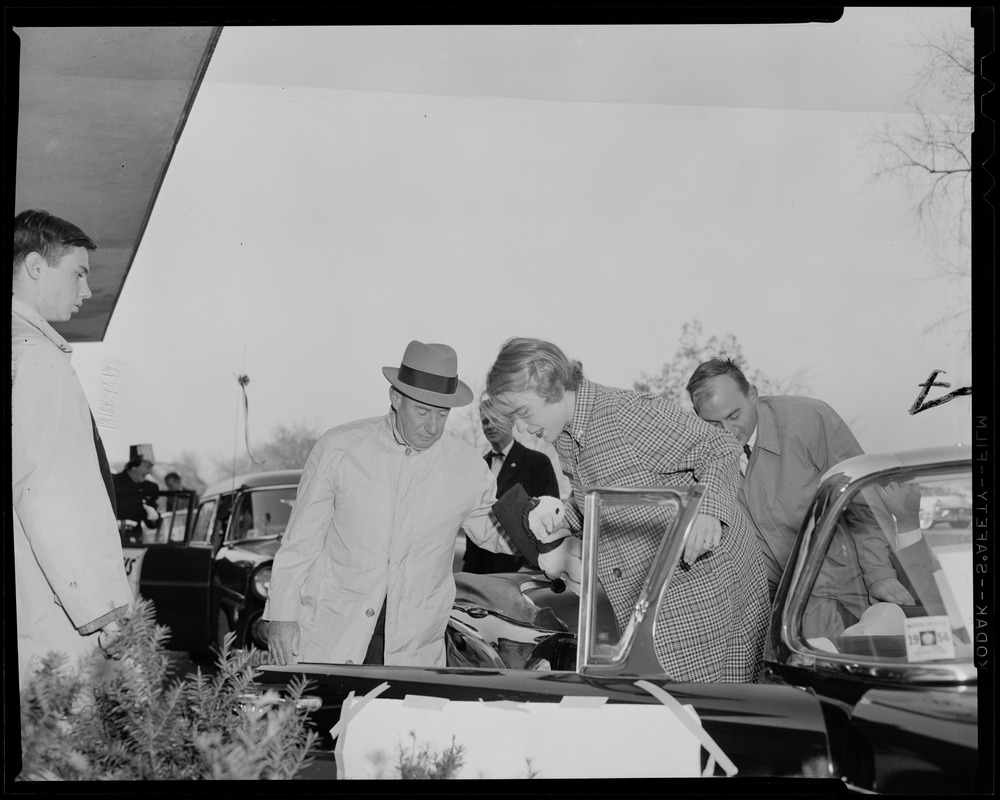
847,686,977,794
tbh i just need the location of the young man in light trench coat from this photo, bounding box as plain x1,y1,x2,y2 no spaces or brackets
12,210,133,688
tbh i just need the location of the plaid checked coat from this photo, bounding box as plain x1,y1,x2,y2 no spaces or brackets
554,379,769,682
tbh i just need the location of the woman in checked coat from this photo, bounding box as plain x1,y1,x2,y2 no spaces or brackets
482,337,769,682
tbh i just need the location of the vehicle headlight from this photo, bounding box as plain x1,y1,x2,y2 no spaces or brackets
251,565,272,600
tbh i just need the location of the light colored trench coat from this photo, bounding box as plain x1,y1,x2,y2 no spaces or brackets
265,414,513,667
12,298,132,687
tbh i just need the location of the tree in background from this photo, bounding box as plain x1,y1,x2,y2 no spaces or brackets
213,421,321,482
635,320,809,414
168,450,209,493
865,23,973,346
446,393,486,450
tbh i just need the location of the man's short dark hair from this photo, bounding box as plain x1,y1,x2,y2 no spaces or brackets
13,210,96,275
686,357,751,408
164,472,181,483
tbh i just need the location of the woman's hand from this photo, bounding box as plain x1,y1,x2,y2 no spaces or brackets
683,514,723,565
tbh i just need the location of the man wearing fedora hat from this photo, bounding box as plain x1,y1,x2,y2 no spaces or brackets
264,340,544,668
112,444,162,546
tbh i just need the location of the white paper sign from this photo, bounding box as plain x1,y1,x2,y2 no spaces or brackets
121,547,147,599
338,694,703,780
932,542,973,636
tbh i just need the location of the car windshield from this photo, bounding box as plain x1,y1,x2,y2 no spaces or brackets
800,468,973,664
230,487,297,541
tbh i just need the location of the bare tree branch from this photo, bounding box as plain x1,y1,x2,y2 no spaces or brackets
864,23,973,348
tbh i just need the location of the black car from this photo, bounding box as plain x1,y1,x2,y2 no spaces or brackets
250,446,979,789
126,447,981,789
122,470,300,655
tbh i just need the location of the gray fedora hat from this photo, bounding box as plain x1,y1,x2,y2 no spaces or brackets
382,340,473,408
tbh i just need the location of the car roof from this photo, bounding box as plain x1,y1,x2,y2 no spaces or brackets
820,445,971,484
201,469,303,499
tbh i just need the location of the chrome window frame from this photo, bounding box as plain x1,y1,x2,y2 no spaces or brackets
779,457,976,685
577,484,705,676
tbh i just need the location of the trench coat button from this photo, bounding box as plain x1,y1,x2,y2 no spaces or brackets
365,607,376,617
70,581,78,588
612,568,622,579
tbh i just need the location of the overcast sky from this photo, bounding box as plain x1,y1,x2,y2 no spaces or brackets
63,8,974,480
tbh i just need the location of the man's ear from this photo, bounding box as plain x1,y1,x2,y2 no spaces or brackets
389,386,401,411
22,252,46,279
748,385,759,404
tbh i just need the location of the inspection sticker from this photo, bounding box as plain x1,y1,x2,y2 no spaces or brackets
903,615,955,663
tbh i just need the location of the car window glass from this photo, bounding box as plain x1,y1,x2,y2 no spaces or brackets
213,494,234,542
800,469,973,664
159,491,194,543
228,487,296,542
190,498,217,543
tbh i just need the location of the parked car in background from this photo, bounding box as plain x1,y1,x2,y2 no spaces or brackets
121,470,300,655
918,482,973,530
245,446,977,790
123,469,484,656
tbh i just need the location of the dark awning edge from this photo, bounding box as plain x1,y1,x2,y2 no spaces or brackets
98,26,224,341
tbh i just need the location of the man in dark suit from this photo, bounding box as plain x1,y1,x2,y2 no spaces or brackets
462,410,560,573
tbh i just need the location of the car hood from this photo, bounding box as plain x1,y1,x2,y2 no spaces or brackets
225,537,281,558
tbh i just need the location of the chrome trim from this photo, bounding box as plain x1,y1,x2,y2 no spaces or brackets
250,563,272,601
817,445,971,485
236,692,322,713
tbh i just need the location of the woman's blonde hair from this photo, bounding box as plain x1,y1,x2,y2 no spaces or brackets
481,337,583,426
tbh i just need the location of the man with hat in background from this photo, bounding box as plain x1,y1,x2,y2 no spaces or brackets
112,444,162,546
265,340,535,668
12,209,132,688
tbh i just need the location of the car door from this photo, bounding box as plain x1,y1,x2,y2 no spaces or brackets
767,455,977,793
124,491,230,653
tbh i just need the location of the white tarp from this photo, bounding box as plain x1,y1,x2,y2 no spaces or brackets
335,685,709,780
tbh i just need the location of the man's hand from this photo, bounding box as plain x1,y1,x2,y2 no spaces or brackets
527,496,571,544
537,536,582,594
267,620,301,665
869,577,915,606
683,514,723,565
143,503,160,523
878,482,922,537
98,620,123,659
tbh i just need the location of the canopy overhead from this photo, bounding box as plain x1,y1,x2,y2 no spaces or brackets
12,26,222,342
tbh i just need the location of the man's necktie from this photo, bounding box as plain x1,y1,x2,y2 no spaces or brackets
488,451,504,476
743,444,752,459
